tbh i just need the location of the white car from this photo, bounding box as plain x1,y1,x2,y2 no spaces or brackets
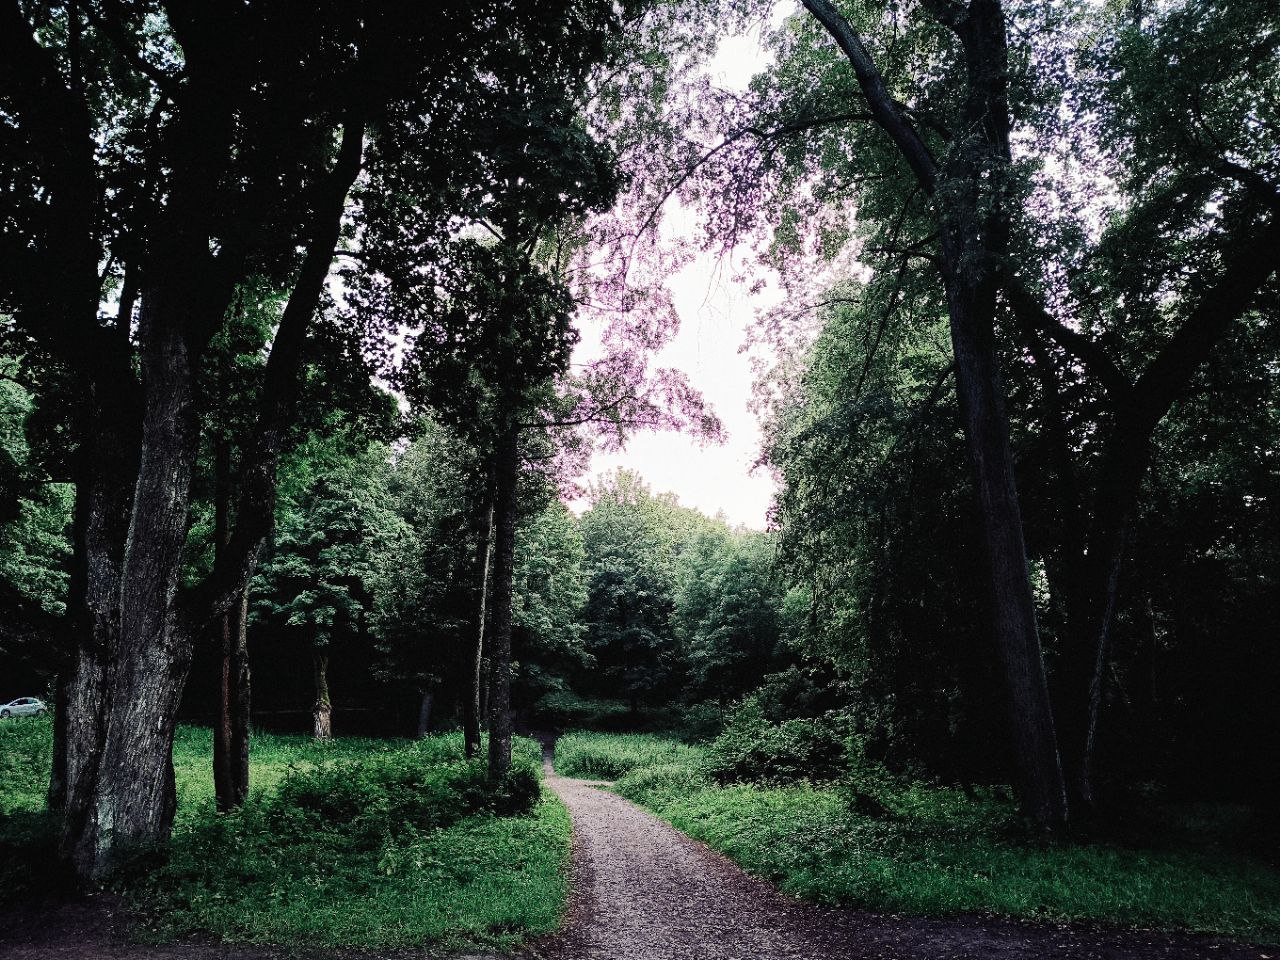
0,697,47,718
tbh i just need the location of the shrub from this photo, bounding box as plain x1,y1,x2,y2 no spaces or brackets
705,702,850,785
675,701,729,741
531,691,630,730
555,731,707,780
615,761,709,804
266,734,541,846
0,714,53,815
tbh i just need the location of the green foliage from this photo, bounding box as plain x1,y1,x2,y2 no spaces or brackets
255,442,407,650
0,374,72,622
264,740,541,848
673,528,787,705
0,719,567,948
705,701,851,786
579,469,725,707
554,730,707,780
369,419,483,691
531,690,632,729
574,730,1280,941
513,501,589,682
0,714,52,816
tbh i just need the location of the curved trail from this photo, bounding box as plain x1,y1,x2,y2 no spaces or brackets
532,754,1267,960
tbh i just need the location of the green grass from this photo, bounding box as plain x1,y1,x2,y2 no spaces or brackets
554,729,707,780
563,730,1280,943
0,717,572,950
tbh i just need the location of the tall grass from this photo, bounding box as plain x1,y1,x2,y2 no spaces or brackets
554,730,707,779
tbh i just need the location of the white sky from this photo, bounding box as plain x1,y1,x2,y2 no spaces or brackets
570,18,787,530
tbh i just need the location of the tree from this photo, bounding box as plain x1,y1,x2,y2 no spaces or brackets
370,419,485,737
255,442,405,739
0,0,625,881
674,529,786,707
579,470,712,710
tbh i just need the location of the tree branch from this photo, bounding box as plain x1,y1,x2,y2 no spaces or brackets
800,0,938,194
183,111,366,630
1000,275,1133,401
1129,214,1280,431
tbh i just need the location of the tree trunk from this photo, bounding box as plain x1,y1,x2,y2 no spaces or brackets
800,0,1069,831
486,423,519,781
465,495,494,759
932,0,1069,833
211,441,234,812
1058,427,1150,809
213,609,234,811
416,686,435,737
313,649,332,740
62,291,205,883
945,282,1068,831
229,592,251,805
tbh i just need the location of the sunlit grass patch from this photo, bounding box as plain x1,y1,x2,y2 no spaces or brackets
554,729,707,780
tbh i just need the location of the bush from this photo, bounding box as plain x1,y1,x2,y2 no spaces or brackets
554,731,707,780
705,701,851,785
674,701,729,741
265,734,540,847
615,761,709,804
0,714,53,815
532,691,631,729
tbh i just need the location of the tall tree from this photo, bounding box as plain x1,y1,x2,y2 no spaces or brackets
255,442,405,740
0,0,621,881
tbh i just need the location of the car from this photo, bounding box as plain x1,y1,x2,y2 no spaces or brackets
0,697,47,718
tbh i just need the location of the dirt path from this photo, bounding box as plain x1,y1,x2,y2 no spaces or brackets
531,759,1270,960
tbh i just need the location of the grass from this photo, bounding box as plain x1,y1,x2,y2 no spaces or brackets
0,716,572,951
557,729,1280,943
553,729,707,780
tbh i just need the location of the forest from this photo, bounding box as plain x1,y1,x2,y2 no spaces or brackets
0,0,1277,957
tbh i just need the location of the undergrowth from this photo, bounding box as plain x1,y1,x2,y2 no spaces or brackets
0,718,570,949
558,728,1280,942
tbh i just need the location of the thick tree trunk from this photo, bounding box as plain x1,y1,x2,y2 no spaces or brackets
465,496,494,759
933,0,1068,833
54,370,141,821
486,424,520,781
801,0,1069,831
62,292,206,883
416,686,435,737
945,282,1069,831
313,649,332,740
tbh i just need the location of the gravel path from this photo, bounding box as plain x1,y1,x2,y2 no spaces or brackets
532,757,1270,960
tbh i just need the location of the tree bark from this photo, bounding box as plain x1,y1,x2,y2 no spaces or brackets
313,649,332,740
62,285,209,882
465,495,495,759
486,423,520,781
229,592,251,805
